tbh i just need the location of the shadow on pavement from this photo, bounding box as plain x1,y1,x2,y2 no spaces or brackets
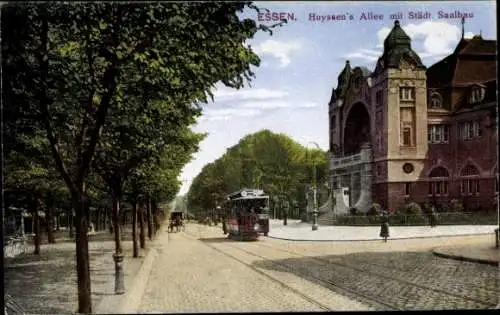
253,251,499,310
198,236,236,243
3,241,124,314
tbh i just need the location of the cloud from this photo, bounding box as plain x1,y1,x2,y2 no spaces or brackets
464,31,475,39
253,39,303,68
213,87,289,101
240,100,290,109
298,102,320,108
349,20,472,63
239,100,320,109
345,48,381,62
199,107,262,122
403,21,462,56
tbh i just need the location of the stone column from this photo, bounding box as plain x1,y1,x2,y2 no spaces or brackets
358,165,373,212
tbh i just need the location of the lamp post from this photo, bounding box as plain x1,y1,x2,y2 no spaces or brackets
283,197,289,226
309,141,321,231
216,205,221,225
273,196,279,220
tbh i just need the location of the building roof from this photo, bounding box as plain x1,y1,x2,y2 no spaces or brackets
427,35,497,88
374,21,425,73
453,35,497,55
336,60,352,98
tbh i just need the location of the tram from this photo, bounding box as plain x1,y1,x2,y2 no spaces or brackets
222,188,270,241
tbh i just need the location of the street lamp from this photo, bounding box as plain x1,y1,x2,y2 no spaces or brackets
283,197,289,226
309,141,321,231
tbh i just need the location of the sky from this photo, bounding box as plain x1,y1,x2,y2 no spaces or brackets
177,1,497,195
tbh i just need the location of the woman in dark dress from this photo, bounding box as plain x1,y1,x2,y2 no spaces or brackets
380,211,390,242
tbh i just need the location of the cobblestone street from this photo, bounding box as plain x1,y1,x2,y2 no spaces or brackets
136,223,499,312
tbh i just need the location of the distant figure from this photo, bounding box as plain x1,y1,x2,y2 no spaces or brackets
429,205,438,228
379,211,390,242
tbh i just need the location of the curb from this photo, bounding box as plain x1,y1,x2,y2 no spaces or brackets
432,249,499,266
267,232,495,242
119,247,158,314
93,247,158,314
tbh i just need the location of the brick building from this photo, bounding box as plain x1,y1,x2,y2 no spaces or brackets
328,20,497,214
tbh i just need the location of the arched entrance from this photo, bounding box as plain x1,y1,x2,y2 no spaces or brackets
343,102,371,155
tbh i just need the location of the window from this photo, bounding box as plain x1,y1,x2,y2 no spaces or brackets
460,164,480,196
428,167,449,196
428,181,449,196
428,125,450,144
458,121,481,140
495,175,498,194
376,90,383,106
430,93,443,108
404,183,411,197
495,168,498,194
400,87,415,101
354,78,361,89
461,179,480,195
331,115,336,131
470,87,484,104
402,127,412,146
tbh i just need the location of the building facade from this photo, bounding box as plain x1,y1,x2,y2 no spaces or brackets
328,20,497,214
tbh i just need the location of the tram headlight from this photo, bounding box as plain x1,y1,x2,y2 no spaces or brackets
254,224,260,231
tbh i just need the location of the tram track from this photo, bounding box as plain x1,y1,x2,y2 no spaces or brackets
181,230,390,311
252,241,497,309
182,225,497,310
180,231,335,311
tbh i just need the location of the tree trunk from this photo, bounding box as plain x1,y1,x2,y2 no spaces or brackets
147,197,153,240
56,213,60,231
47,205,55,244
112,193,122,254
132,200,139,258
108,206,114,234
153,201,160,234
33,198,41,255
69,209,74,238
71,192,92,314
139,200,146,249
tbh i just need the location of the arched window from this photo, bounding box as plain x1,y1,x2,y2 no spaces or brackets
460,164,480,196
429,167,449,177
428,167,449,196
430,93,443,109
494,167,498,194
331,115,337,131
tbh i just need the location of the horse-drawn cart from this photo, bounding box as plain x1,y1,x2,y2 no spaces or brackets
168,211,185,233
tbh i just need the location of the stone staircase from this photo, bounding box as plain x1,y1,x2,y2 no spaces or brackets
317,211,335,226
317,194,335,226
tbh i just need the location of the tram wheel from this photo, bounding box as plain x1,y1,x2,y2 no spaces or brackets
264,232,268,237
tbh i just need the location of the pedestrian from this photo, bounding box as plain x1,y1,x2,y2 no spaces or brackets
379,211,390,242
429,205,438,228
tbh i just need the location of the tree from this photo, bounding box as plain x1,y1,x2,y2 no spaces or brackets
187,130,328,219
3,2,283,311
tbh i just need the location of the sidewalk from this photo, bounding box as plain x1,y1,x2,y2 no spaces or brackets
3,228,151,314
433,243,499,266
268,220,499,267
267,220,498,241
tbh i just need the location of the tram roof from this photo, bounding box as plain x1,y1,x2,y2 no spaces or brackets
230,195,269,201
225,188,269,201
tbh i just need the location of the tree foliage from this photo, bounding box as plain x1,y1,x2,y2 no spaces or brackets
187,130,328,218
3,2,283,312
